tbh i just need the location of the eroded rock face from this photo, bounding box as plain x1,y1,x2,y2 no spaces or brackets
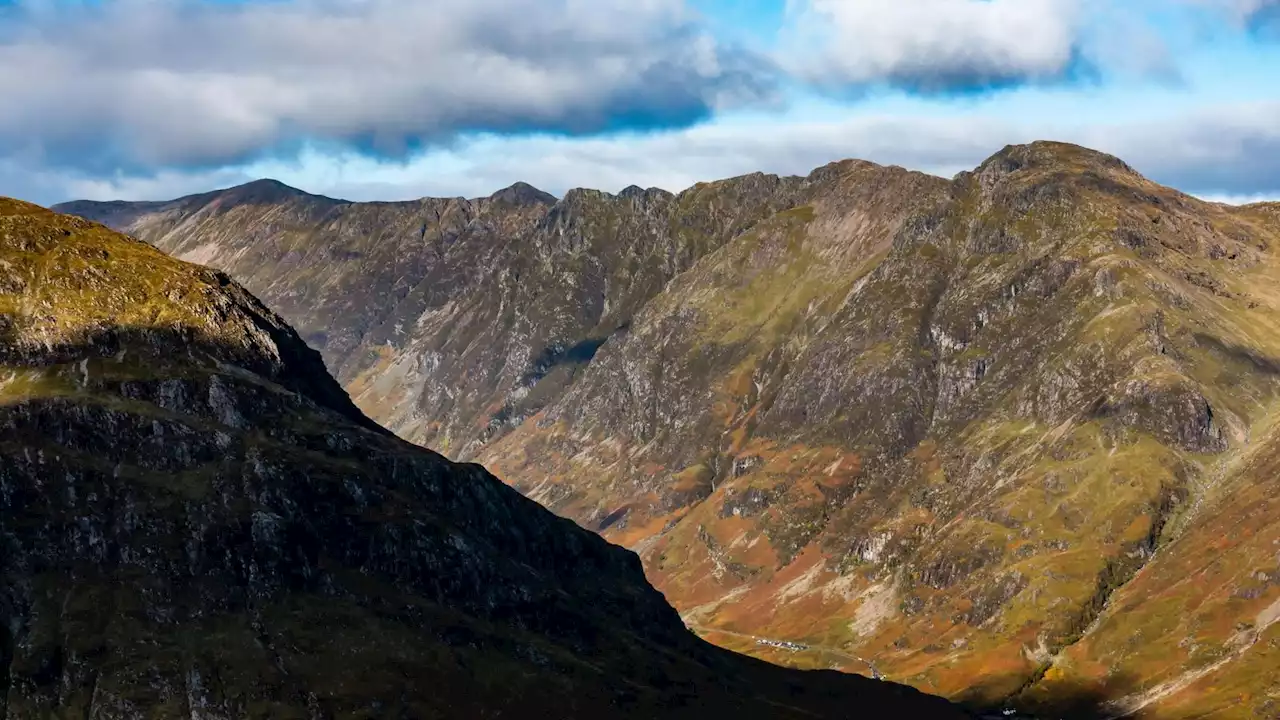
0,199,967,719
480,144,1280,717
59,175,806,460
59,143,1280,718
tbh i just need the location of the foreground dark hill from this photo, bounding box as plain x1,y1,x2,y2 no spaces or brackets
0,199,967,718
58,144,1280,718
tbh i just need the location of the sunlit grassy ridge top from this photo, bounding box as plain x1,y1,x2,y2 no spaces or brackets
0,197,379,428
0,197,289,359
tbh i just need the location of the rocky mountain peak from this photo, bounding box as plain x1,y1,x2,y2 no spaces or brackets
488,180,557,207
971,140,1140,190
557,186,608,205
217,177,311,205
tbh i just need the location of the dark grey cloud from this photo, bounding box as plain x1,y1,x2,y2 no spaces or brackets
1105,102,1280,196
0,0,774,175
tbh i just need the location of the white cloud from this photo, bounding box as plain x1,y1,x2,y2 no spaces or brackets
36,100,1280,206
0,0,772,173
1197,193,1280,204
297,101,1280,201
781,0,1086,91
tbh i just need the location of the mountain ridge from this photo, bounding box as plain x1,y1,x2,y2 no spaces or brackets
55,141,1280,718
0,197,970,718
57,176,695,211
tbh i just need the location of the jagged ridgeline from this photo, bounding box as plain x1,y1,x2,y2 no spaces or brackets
0,199,969,718
58,142,1280,718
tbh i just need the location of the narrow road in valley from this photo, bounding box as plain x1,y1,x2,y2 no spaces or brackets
684,623,883,678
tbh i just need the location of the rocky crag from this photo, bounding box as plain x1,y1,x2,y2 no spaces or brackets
0,199,967,718
57,175,809,459
60,143,1280,718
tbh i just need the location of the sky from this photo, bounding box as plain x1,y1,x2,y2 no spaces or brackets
0,0,1278,205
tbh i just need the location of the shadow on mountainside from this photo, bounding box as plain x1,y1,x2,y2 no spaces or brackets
1192,331,1280,376
0,324,970,719
0,315,384,432
960,669,1151,720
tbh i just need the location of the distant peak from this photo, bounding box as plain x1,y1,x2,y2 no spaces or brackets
244,178,290,188
488,181,556,207
616,185,676,204
976,141,1136,181
237,178,299,192
219,178,308,205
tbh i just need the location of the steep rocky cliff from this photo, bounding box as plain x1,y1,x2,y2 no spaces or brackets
60,175,804,459
59,143,1280,718
0,199,967,718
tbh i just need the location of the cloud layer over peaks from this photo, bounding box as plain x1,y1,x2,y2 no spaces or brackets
0,0,773,173
0,0,1276,204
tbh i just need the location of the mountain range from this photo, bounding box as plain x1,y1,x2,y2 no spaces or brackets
56,141,1280,719
0,197,968,718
